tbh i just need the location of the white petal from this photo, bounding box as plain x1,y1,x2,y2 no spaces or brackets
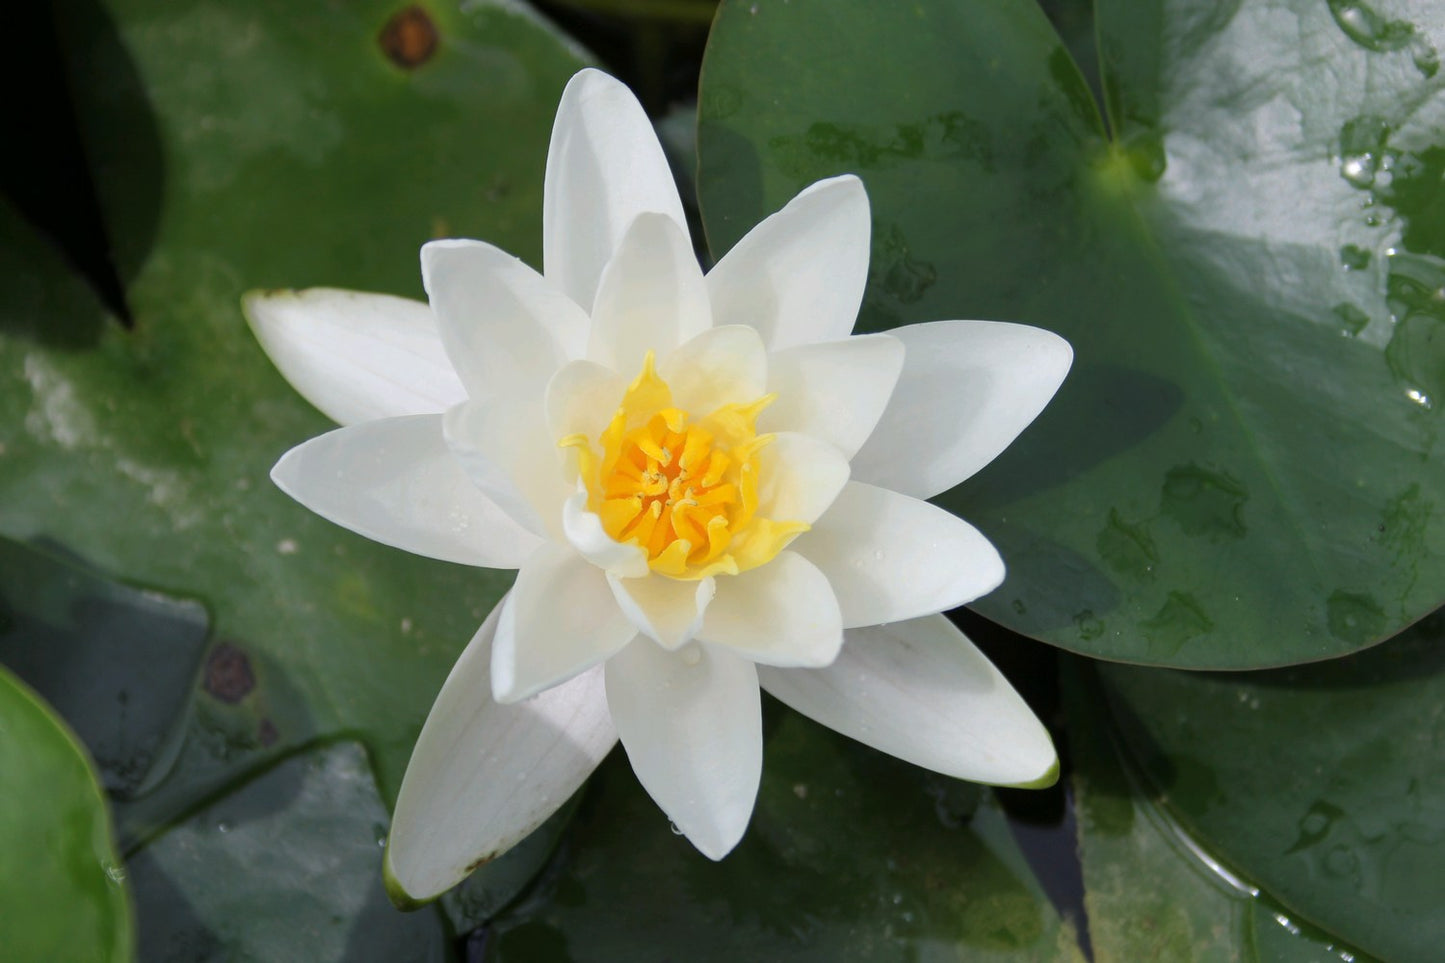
544,69,688,313
563,491,649,578
385,601,616,904
492,542,638,703
706,175,870,350
605,640,760,860
759,615,1058,787
243,288,467,426
658,325,767,415
588,213,711,374
850,321,1073,499
607,573,716,649
761,334,903,458
755,432,850,526
796,482,1003,627
420,239,588,400
546,360,626,444
270,415,541,568
443,399,568,539
697,551,842,667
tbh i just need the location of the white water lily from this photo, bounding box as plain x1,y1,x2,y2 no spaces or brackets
245,68,1072,904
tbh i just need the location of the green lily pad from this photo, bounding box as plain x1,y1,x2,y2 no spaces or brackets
3,0,590,933
696,0,1445,668
0,535,208,800
1065,658,1379,962
485,707,1084,962
4,0,589,805
0,665,134,963
128,740,447,961
1097,608,1445,962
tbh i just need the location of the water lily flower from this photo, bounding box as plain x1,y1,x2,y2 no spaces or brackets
245,68,1072,905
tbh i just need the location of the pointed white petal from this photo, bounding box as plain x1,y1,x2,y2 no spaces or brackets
796,482,1003,627
850,321,1073,499
385,602,616,903
243,288,467,426
698,551,842,667
563,491,649,577
546,360,626,444
761,334,903,458
443,399,568,539
492,542,638,703
605,641,761,859
756,432,850,526
759,615,1057,786
706,175,870,350
544,69,688,312
658,324,767,415
588,213,711,374
270,415,541,568
420,239,588,400
608,573,716,649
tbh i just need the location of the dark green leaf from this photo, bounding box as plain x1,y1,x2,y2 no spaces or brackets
129,741,448,962
0,536,207,800
487,708,1085,962
1066,658,1379,962
0,665,134,963
696,0,1445,668
1098,610,1445,962
3,0,586,806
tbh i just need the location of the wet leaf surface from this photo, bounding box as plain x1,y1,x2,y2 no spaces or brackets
696,0,1445,668
1098,610,1445,962
1066,658,1382,962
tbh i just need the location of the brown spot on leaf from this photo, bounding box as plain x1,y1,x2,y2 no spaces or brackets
463,853,495,874
257,718,279,747
379,6,438,69
204,643,255,703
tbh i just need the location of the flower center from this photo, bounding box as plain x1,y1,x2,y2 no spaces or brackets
561,353,807,580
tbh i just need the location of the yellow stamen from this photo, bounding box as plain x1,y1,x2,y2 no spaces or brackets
561,351,807,579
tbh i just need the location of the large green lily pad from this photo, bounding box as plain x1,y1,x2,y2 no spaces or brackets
0,666,134,963
1065,658,1379,962
1098,608,1445,962
696,0,1445,668
2,0,587,806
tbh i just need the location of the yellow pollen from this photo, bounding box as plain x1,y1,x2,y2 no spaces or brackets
562,351,807,580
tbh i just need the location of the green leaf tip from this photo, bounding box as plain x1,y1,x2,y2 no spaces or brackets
381,844,429,912
1008,756,1060,791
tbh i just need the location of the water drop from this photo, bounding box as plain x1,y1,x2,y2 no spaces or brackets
1327,0,1417,53
669,822,684,835
1325,843,1360,877
1141,592,1214,654
681,645,702,666
1160,464,1248,539
1339,244,1371,270
1332,303,1371,337
1325,590,1386,644
216,820,231,833
1385,312,1445,410
104,863,127,885
1411,34,1441,77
